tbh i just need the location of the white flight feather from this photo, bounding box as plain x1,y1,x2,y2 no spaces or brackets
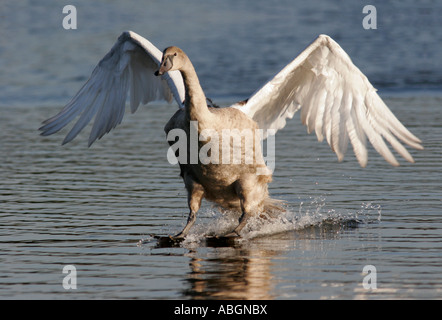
232,34,423,166
39,31,185,146
41,33,422,167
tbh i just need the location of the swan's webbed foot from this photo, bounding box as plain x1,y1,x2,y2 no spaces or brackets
223,231,241,238
169,232,186,240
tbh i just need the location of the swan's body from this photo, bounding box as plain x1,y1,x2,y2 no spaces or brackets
40,31,423,238
165,104,272,210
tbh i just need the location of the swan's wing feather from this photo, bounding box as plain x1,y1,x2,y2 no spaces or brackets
39,31,185,146
232,35,423,166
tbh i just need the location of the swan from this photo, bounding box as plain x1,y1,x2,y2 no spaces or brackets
40,31,423,239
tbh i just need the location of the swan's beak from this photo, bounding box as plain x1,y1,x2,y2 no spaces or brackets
154,67,165,76
154,56,173,76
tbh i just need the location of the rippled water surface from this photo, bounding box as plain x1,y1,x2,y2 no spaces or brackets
1,0,441,299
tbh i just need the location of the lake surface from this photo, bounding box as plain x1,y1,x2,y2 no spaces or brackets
0,0,441,299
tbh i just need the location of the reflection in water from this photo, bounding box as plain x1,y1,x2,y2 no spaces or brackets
184,246,277,300
177,221,359,300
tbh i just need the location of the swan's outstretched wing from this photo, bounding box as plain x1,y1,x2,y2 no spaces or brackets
232,35,423,167
40,31,185,146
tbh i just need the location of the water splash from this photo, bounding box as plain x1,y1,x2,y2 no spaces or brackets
177,195,382,246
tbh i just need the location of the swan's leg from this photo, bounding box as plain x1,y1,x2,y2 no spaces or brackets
172,176,204,239
226,206,252,238
173,210,196,239
224,176,257,238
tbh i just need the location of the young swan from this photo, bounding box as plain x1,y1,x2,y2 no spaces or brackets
39,33,423,240
155,47,280,238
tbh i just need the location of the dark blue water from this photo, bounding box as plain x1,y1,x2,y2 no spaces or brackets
1,0,441,106
0,0,441,299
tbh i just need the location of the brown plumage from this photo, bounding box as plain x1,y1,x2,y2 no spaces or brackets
159,47,281,238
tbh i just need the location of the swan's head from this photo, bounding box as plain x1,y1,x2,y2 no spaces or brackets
155,46,186,76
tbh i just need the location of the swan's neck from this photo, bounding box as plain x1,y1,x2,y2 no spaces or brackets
180,60,212,123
